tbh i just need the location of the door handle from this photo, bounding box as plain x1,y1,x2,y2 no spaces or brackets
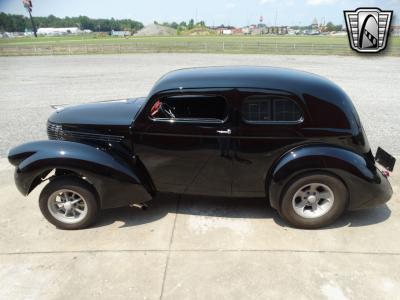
216,129,231,135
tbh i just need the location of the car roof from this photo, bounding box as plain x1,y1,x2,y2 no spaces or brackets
147,66,348,106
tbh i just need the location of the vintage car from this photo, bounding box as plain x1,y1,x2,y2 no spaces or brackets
8,66,395,230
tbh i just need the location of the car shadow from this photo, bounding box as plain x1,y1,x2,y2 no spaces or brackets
328,205,392,229
94,194,392,229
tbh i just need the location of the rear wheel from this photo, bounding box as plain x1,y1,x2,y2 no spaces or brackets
279,173,347,229
39,177,98,230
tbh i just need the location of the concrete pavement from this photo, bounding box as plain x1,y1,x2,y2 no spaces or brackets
0,54,399,299
0,161,399,299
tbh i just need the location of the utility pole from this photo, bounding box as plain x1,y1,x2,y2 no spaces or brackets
27,9,37,37
22,0,37,37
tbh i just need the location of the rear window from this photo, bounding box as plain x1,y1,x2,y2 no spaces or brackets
242,96,302,123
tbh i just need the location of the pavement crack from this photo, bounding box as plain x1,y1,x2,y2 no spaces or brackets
1,249,400,256
159,195,180,300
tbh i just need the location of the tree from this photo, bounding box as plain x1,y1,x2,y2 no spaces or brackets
325,22,335,32
0,13,143,33
13,14,27,31
324,22,342,32
78,15,94,31
0,13,13,31
188,19,194,30
334,24,342,31
196,20,205,27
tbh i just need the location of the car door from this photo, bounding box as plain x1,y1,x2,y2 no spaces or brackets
231,89,306,197
133,88,235,196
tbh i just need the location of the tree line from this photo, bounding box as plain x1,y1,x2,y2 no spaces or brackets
291,22,342,32
156,19,206,32
0,13,144,32
0,12,343,34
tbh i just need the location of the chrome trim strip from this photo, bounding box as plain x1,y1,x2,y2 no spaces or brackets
151,117,226,124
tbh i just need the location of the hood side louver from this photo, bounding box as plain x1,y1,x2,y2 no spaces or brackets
47,122,124,143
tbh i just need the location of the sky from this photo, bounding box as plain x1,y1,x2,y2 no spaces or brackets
0,0,399,26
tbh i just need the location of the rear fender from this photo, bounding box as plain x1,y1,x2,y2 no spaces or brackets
8,140,152,209
267,144,379,210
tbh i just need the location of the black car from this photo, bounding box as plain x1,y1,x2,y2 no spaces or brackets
8,66,395,229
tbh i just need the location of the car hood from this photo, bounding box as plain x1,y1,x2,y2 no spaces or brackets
48,97,147,126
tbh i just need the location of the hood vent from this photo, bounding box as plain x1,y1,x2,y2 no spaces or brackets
47,122,124,143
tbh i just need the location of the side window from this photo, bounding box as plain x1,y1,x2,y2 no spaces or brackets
242,95,302,123
242,96,272,122
273,98,302,121
150,95,228,123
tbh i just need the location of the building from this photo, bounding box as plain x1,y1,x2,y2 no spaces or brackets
212,26,236,35
242,26,251,35
391,25,400,36
0,32,25,38
311,18,318,30
266,26,288,35
37,27,82,36
111,30,131,36
309,18,320,35
232,28,243,35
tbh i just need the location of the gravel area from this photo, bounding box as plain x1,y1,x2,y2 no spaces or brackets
0,53,399,157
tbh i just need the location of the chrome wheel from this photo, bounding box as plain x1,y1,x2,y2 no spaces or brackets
47,189,88,224
292,183,334,219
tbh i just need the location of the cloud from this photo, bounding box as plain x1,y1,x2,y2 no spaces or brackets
306,0,339,5
259,0,276,4
225,2,237,9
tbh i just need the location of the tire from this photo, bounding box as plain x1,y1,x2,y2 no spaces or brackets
39,177,99,230
279,173,347,229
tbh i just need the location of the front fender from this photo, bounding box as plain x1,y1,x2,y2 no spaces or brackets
8,140,152,209
268,144,389,210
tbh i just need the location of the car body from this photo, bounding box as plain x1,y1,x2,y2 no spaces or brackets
8,66,395,229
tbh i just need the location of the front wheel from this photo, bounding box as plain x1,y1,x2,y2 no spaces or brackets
39,177,99,230
279,173,347,229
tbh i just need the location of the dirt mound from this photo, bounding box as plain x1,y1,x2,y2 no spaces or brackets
185,27,216,36
135,24,177,36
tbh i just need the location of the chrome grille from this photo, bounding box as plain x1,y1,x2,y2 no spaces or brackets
47,122,124,143
47,122,63,140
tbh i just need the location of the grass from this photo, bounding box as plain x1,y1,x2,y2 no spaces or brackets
0,34,351,45
1,34,399,56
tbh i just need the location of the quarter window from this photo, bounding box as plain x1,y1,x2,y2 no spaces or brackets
242,96,302,123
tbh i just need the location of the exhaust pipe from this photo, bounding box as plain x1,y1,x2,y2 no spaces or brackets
129,203,148,210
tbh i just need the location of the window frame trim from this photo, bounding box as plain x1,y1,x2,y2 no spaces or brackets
151,117,227,124
148,93,230,125
241,94,304,125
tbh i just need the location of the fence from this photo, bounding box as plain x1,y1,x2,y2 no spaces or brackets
1,41,399,56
